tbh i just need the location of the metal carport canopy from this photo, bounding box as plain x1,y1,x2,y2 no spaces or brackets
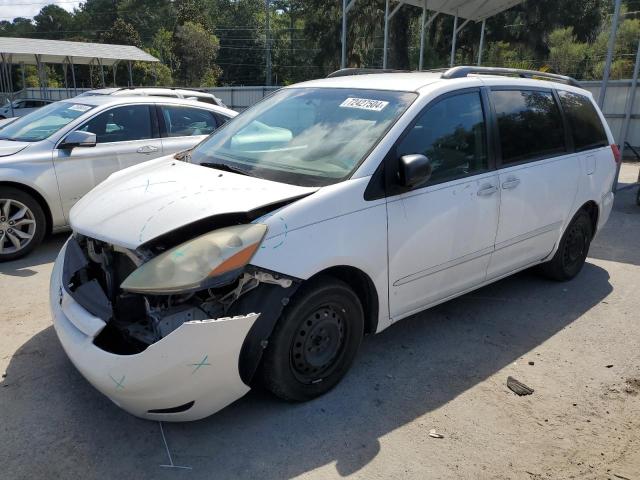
0,37,158,66
341,0,525,70
396,0,524,21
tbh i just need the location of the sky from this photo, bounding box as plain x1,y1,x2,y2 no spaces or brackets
1,0,82,22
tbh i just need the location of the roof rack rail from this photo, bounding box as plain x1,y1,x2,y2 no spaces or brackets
441,66,581,87
327,68,409,78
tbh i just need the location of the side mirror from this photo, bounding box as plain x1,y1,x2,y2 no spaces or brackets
398,154,432,188
59,130,96,149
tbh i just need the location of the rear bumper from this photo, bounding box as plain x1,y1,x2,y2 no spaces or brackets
50,242,259,421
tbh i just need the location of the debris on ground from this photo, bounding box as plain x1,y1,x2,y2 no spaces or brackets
606,364,614,368
428,429,444,439
528,361,535,366
507,376,534,396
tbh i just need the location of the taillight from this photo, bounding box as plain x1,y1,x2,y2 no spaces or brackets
611,144,622,164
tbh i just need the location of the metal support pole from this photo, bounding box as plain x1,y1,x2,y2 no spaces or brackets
599,0,622,108
63,58,68,96
70,58,76,95
265,0,272,86
112,61,118,87
615,39,640,191
383,0,390,69
341,0,348,69
0,55,6,107
450,15,458,68
477,19,486,66
20,62,25,91
128,61,133,87
419,1,427,71
98,59,105,87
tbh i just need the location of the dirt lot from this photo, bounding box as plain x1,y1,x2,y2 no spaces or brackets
1,164,639,480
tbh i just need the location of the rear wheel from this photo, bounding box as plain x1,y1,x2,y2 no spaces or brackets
0,187,46,262
260,276,364,402
540,209,593,281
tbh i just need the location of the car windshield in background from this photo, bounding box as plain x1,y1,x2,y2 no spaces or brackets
189,88,416,187
0,102,94,142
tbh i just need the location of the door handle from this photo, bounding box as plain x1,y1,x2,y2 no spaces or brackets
477,185,498,197
502,177,521,190
137,145,159,154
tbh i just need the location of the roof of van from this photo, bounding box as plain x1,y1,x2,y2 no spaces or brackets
289,72,445,92
287,68,586,94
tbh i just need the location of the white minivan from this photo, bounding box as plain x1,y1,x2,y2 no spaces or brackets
50,67,618,421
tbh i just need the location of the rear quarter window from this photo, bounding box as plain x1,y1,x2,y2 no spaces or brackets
558,91,608,151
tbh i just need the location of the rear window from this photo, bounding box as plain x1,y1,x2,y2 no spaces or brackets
492,89,566,165
558,91,608,151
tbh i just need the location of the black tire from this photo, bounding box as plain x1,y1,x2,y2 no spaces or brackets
636,186,640,206
0,187,47,262
260,275,364,402
540,209,593,281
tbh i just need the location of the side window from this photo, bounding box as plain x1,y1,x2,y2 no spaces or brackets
396,91,488,186
161,105,218,137
78,105,152,143
492,89,566,165
558,91,608,151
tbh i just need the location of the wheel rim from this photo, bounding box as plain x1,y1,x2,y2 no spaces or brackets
291,304,346,383
0,198,37,255
562,222,588,271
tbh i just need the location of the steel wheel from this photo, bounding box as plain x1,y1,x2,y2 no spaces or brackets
561,221,589,272
540,209,592,281
291,304,346,383
260,275,364,402
0,198,37,255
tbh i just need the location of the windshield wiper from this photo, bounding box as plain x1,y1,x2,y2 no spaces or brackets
200,162,254,177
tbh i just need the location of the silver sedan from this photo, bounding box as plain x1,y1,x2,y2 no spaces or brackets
0,95,236,261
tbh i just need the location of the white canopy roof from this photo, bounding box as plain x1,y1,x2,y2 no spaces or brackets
0,37,158,66
397,0,524,21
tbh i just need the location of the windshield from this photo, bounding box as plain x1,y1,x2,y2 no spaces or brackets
189,88,416,187
0,101,94,142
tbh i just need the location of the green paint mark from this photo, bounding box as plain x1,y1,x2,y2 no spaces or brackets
188,355,211,374
109,374,126,390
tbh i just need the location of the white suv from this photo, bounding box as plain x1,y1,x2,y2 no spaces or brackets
50,67,618,421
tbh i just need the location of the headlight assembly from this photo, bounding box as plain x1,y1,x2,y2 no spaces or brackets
120,224,267,295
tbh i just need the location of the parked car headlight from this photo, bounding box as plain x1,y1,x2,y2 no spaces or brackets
120,224,268,294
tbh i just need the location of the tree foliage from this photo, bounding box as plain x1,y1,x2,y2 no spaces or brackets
1,0,639,89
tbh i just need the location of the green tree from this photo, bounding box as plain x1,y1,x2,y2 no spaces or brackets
33,5,73,40
547,27,589,77
173,21,221,86
101,18,143,47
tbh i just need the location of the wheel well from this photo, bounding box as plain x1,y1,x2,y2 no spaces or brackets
0,181,53,235
579,200,599,238
309,266,379,335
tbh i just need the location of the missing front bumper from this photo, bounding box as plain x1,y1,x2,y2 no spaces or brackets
51,242,261,421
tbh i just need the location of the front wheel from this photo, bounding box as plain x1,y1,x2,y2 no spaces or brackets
260,276,364,402
540,209,593,281
0,187,47,262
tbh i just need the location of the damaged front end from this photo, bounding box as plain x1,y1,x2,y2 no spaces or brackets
62,232,299,384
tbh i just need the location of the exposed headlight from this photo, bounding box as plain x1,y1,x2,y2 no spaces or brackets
120,224,267,294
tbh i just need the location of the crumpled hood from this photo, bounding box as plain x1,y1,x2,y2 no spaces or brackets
0,140,30,157
70,158,317,249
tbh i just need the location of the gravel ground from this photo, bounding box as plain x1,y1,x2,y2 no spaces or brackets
1,164,639,480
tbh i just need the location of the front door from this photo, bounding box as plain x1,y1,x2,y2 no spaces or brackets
386,89,500,320
53,103,162,219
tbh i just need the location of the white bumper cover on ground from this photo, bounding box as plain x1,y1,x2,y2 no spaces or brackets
50,243,259,421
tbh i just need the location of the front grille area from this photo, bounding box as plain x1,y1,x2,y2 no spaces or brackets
63,235,151,354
